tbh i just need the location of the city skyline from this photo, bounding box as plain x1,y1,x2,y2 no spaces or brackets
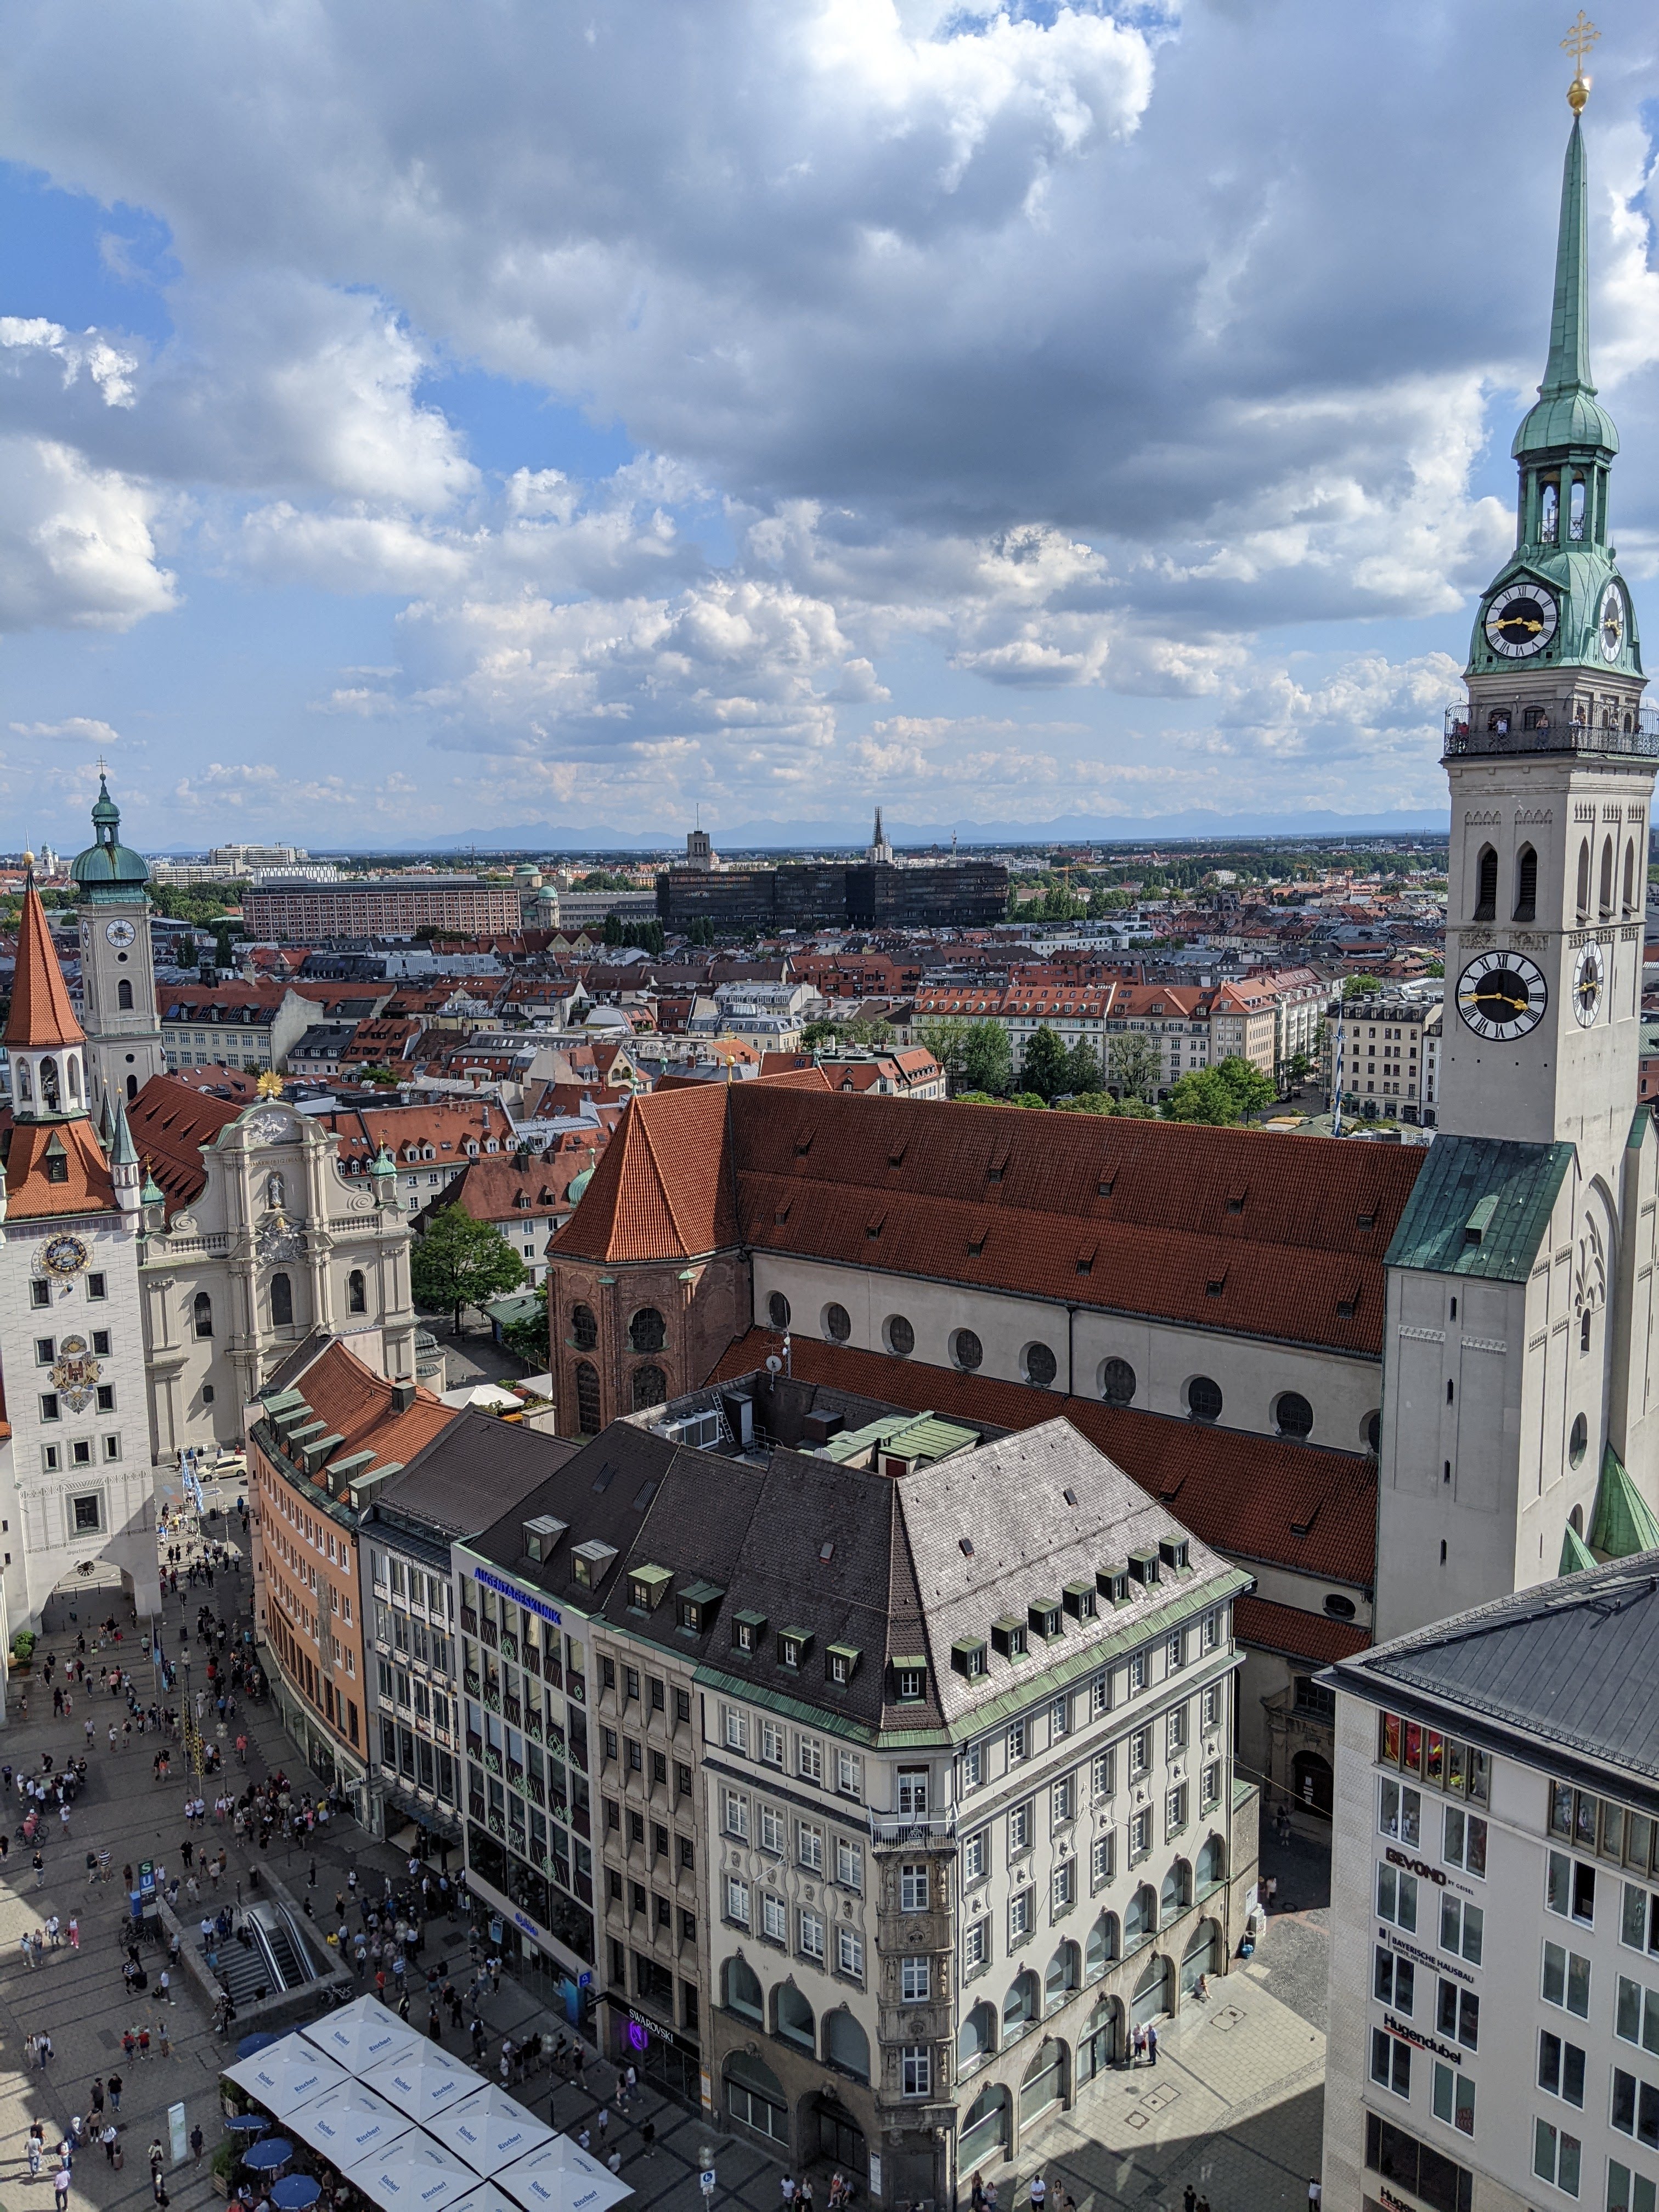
2,1,1657,846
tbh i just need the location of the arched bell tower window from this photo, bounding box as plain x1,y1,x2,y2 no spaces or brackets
117,980,133,1011
1623,841,1637,919
1514,845,1537,922
1472,845,1498,922
1570,476,1587,541
1541,479,1560,543
1576,840,1592,922
1599,837,1614,919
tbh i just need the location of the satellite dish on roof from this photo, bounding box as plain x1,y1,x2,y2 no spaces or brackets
765,1356,782,1374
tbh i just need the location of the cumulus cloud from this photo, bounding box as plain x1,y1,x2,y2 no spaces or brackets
0,436,177,631
10,715,123,748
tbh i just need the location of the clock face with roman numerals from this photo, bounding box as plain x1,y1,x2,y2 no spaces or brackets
1457,950,1548,1040
1484,582,1558,659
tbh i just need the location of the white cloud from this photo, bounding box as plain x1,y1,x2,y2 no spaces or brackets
0,435,177,631
10,715,123,748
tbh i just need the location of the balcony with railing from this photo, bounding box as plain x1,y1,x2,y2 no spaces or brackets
868,1806,957,1848
1444,702,1659,760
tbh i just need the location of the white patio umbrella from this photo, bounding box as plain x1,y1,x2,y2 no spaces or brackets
431,2087,555,2177
224,2035,350,2120
363,2044,482,2125
284,2083,415,2165
495,2136,633,2212
298,1996,421,2075
447,2185,529,2212
341,2134,478,2212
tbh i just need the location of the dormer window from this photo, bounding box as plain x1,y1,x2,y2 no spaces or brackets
629,1565,672,1613
1028,1600,1064,1643
1062,1580,1097,1621
522,1516,566,1564
676,1579,724,1634
733,1609,767,1654
892,1660,927,1703
826,1643,860,1686
991,1615,1027,1661
1097,1567,1132,1607
951,1639,987,1680
1158,1536,1191,1575
1127,1548,1160,1588
778,1627,812,1671
570,1538,618,1590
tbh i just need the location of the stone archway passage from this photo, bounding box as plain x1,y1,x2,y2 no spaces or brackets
1293,1748,1334,1819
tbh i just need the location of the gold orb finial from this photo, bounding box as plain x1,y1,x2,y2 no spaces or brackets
1562,12,1599,108
21,849,33,868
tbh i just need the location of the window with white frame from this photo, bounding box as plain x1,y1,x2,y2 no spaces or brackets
1167,1630,1185,1673
963,1919,986,1972
901,2047,932,2098
963,1829,987,1883
1052,1860,1074,1913
962,1740,983,1790
1129,1809,1151,1863
1201,1762,1221,1813
1201,1610,1220,1651
1130,1726,1152,1778
1090,1671,1109,1718
837,1749,863,1799
760,1719,785,1767
901,1957,930,2003
762,1893,787,1944
759,1804,783,1853
1050,1695,1070,1740
798,1822,825,1873
1201,1683,1220,1730
1128,1652,1147,1693
1091,1748,1115,1801
723,1707,749,1753
1091,1833,1115,1889
726,1877,751,1926
1008,1718,1028,1764
1008,1889,1031,1941
1052,1775,1074,1825
1166,1784,1188,1838
799,1910,825,1962
901,1864,930,1914
724,1791,749,1841
838,1926,864,1979
1166,1703,1188,1756
798,1735,823,1784
1009,1802,1031,1854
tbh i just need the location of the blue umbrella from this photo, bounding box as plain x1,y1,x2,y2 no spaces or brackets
242,2138,294,2173
238,2033,282,2061
228,2118,272,2135
271,2180,320,2209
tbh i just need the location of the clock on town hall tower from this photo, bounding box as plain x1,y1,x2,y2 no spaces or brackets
1438,58,1654,1181
71,772,166,1114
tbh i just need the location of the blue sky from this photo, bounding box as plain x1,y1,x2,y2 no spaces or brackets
1,0,1656,851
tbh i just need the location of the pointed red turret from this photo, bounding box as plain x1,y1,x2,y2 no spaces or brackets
5,882,83,1050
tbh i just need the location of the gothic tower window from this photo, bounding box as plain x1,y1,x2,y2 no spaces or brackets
117,980,133,1011
193,1293,213,1339
1576,840,1591,922
1473,845,1498,922
1514,845,1538,922
1570,477,1586,540
348,1269,367,1314
1623,841,1637,918
1599,837,1614,919
41,1058,60,1112
1541,479,1559,543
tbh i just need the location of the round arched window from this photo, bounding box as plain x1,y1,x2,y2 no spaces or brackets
887,1315,915,1358
1569,1412,1588,1466
571,1304,599,1352
1101,1357,1136,1406
1274,1391,1314,1440
1323,1593,1357,1621
767,1291,791,1330
1024,1344,1058,1389
953,1329,983,1372
1187,1376,1222,1423
824,1303,851,1343
629,1307,667,1353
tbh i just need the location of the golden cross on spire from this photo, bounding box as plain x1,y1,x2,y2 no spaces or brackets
1562,11,1599,110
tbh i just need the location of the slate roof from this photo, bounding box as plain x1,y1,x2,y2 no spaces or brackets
1384,1132,1572,1281
466,1377,1243,1741
707,1328,1379,1587
1327,1554,1659,1795
377,1409,583,1540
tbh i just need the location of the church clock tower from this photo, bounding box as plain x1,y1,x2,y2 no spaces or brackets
71,774,166,1114
1438,79,1652,1177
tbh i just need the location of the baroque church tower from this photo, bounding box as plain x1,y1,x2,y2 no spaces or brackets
72,774,166,1114
1375,70,1659,1640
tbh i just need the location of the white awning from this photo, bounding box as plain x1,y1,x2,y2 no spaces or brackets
363,2044,481,2124
342,2136,479,2212
429,2087,555,2177
223,2035,350,2120
284,2083,416,2165
495,2136,633,2212
298,1996,421,2075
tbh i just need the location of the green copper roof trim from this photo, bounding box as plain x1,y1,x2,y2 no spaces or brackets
1588,1443,1659,1561
1513,119,1617,461
1558,1522,1596,1576
1630,1105,1651,1153
1385,1135,1572,1282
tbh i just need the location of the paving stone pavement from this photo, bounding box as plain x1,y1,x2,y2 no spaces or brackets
0,1500,1328,2212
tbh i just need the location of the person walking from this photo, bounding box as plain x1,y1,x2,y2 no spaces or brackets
100,2128,118,2169
190,2128,204,2169
68,1914,80,1951
148,2142,164,2185
1146,2021,1160,2067
33,1848,45,1887
108,2072,123,2113
37,2030,54,2070
157,2019,171,2060
53,2162,71,2212
1030,2177,1047,2212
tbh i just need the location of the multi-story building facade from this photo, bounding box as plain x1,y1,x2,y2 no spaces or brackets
159,983,317,1074
244,877,523,942
458,1370,1254,2205
0,882,161,1634
247,1339,453,1813
1320,1551,1659,2212
1327,990,1444,1127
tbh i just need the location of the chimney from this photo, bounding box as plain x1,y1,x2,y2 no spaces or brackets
390,1380,416,1413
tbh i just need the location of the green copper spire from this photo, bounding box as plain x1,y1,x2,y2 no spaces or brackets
1513,116,1617,460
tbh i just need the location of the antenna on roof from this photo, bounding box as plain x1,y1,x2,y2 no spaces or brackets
765,1355,782,1375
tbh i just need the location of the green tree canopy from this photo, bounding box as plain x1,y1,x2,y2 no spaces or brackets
957,1020,1013,1098
1019,1025,1069,1101
1061,1037,1102,1094
1342,972,1384,1000
1162,1054,1274,1127
410,1207,528,1335
1106,1031,1163,1105
502,1280,550,1369
1054,1091,1116,1115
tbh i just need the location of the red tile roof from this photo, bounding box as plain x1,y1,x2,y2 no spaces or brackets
126,1075,245,1215
707,1327,1379,1587
1,1113,116,1219
551,1086,739,1262
1233,1593,1371,1664
262,1338,454,1469
730,1088,1420,1357
5,883,82,1049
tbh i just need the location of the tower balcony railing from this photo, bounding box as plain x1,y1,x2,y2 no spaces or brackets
1444,703,1659,760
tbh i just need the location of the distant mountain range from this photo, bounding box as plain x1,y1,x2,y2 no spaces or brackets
399,806,1451,855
